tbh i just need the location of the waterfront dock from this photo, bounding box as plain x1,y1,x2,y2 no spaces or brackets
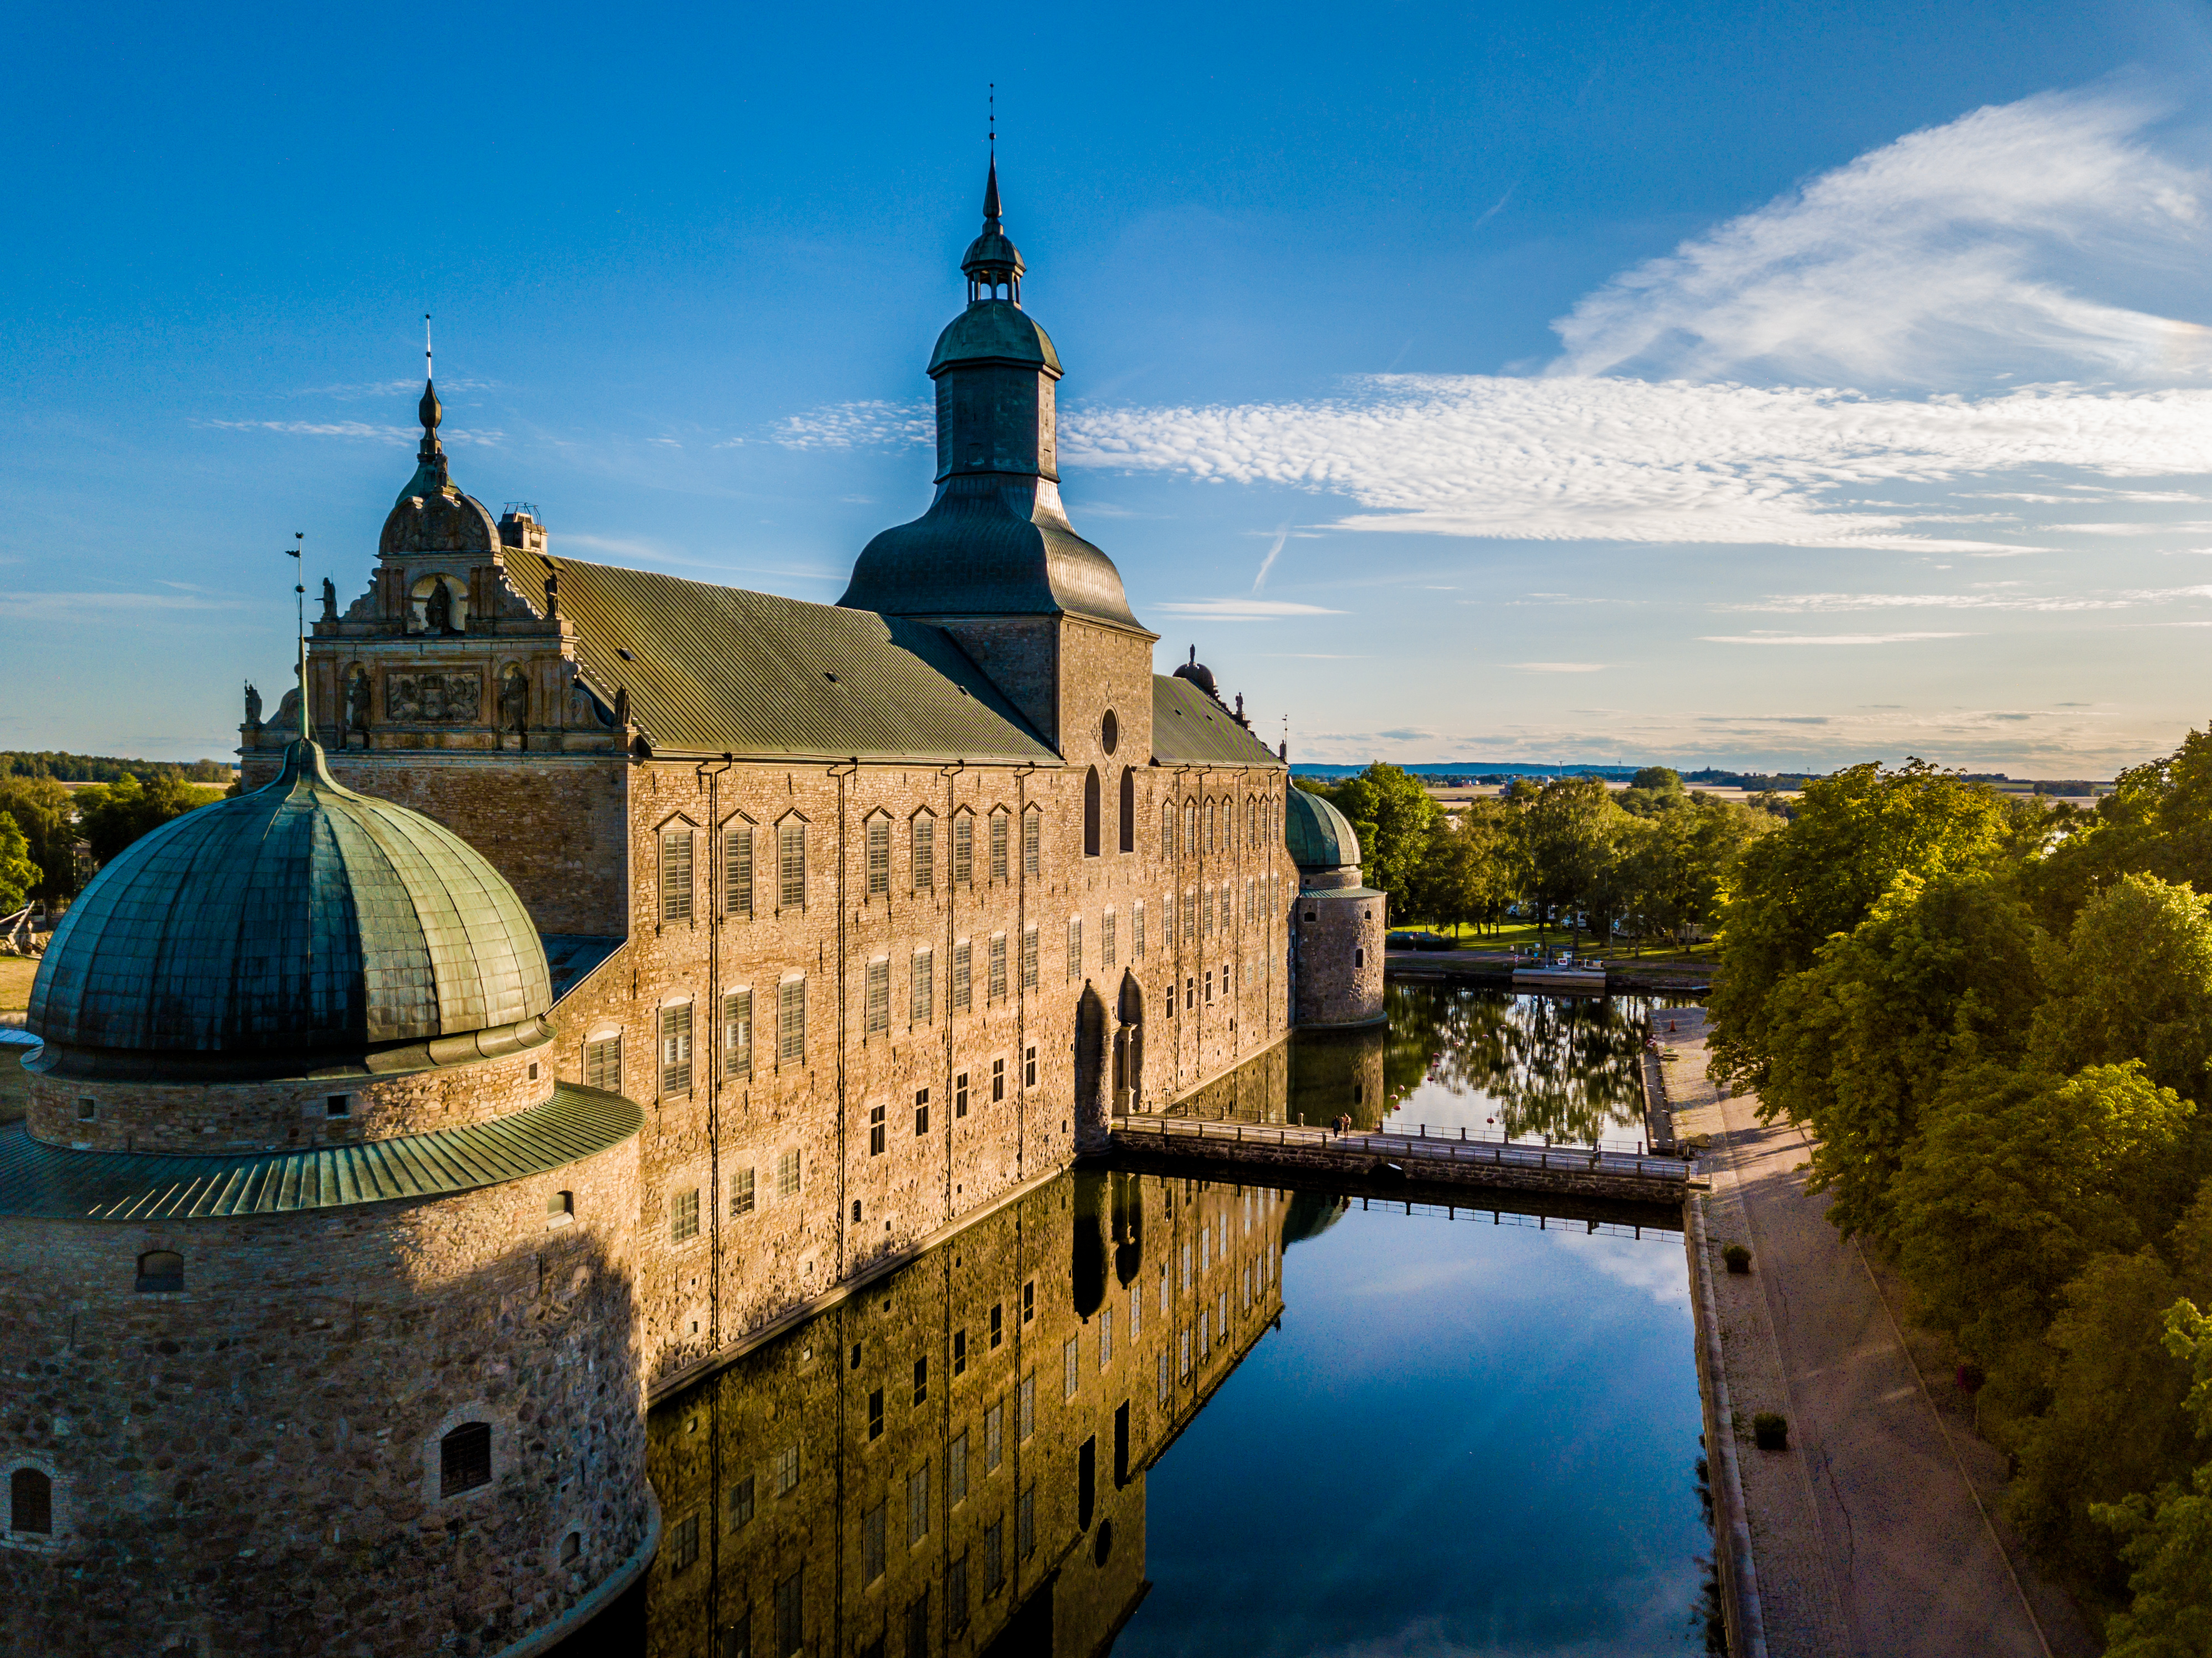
1110,1113,1696,1204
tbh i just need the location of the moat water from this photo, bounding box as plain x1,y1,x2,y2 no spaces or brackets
613,988,1706,1658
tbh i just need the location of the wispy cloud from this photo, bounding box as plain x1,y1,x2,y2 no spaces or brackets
1727,582,2212,612
197,419,503,446
1153,598,1345,621
1512,662,1608,673
772,399,931,449
1551,86,2211,388
1699,630,1973,644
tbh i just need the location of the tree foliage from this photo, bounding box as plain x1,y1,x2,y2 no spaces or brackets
0,813,37,914
0,777,76,908
75,774,219,872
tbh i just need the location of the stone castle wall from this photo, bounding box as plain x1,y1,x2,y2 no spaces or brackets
0,1135,647,1658
1292,882,1385,1030
25,1041,555,1154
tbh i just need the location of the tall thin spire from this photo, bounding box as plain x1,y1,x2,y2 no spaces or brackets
286,531,310,740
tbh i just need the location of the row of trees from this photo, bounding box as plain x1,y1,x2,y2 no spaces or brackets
0,772,221,915
1707,749,2212,1646
1300,764,1784,951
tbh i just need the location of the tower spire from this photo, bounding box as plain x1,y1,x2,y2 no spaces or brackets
961,95,1025,306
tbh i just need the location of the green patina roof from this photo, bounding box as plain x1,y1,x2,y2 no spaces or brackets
927,300,1061,377
1151,675,1286,770
29,740,550,1064
1286,786,1361,871
503,547,1061,765
0,1083,639,1221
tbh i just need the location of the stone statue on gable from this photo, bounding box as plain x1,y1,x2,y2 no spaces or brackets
243,682,262,728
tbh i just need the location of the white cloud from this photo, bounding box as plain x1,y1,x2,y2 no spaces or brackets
197,419,503,446
772,399,931,449
1726,582,2212,612
1551,86,2211,388
1153,598,1344,620
1699,630,1973,644
1512,662,1608,673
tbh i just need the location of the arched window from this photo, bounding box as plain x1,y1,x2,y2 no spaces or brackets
441,1422,493,1497
1118,767,1136,853
1083,767,1101,858
9,1467,52,1535
135,1251,183,1293
1161,801,1174,859
1207,800,1217,852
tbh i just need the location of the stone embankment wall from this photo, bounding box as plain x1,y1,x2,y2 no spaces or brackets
0,1141,647,1658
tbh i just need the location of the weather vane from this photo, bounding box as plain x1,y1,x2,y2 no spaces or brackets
424,313,433,382
989,84,995,158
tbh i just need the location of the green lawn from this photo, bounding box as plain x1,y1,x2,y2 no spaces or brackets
0,957,34,1012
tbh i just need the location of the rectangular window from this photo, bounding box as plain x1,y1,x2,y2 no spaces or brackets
1162,800,1174,859
1133,900,1145,959
953,813,973,885
869,1388,884,1440
1129,1286,1141,1342
983,1519,1005,1595
1180,1330,1192,1379
948,1552,970,1635
1023,1281,1035,1322
775,1570,804,1658
662,827,694,922
1246,877,1256,922
1200,1228,1210,1274
866,958,890,1035
726,824,754,918
953,939,972,1012
1023,1045,1036,1089
989,1303,1003,1349
1182,1242,1192,1292
1219,1288,1229,1333
778,978,805,1063
913,1356,929,1405
1066,917,1082,982
953,1328,967,1376
988,934,1007,1002
913,815,935,891
1017,1486,1035,1559
907,1464,930,1547
990,812,1008,881
660,1004,693,1096
1200,1308,1210,1358
1062,1334,1079,1400
985,1401,1003,1470
1018,1373,1035,1441
1184,804,1196,854
992,1058,1005,1102
729,1475,755,1530
1157,1348,1171,1404
863,1502,887,1583
949,1430,969,1504
1183,890,1196,943
724,989,752,1079
1203,886,1214,935
777,820,806,910
774,1443,799,1495
1099,1306,1113,1370
1103,909,1117,968
910,948,933,1024
955,1072,969,1117
672,1186,700,1243
914,1088,930,1137
777,1148,800,1197
670,1510,701,1570
1020,927,1037,991
1205,968,1214,1004
730,1166,755,1217
867,817,890,895
905,1592,930,1658
869,1102,885,1156
585,1035,621,1093
1022,809,1040,876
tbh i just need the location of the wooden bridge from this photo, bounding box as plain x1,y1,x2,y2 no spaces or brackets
1108,1114,1697,1205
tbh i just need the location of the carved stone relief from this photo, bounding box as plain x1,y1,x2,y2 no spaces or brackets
385,671,483,725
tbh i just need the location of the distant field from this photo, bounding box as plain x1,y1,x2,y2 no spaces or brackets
0,958,34,1012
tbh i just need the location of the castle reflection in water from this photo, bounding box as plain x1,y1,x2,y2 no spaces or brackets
633,991,1672,1658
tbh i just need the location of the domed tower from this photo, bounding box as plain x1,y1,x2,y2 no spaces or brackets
1,737,653,1657
841,161,1156,763
1284,789,1385,1030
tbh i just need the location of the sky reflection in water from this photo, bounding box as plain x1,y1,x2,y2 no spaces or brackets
1120,1199,1703,1658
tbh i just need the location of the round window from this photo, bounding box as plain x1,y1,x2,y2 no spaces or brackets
1101,710,1119,755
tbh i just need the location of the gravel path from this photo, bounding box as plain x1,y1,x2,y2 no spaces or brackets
1661,1006,2078,1658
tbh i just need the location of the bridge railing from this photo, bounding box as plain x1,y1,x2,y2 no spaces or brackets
1109,1113,1694,1182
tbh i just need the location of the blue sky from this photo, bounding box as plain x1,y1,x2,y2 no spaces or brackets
8,0,2212,775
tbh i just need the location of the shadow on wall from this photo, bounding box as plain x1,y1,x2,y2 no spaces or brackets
0,1212,646,1658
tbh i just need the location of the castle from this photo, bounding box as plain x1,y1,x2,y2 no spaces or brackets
0,166,1371,1656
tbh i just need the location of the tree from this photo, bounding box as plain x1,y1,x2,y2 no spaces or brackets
2029,874,2212,1104
1709,760,2013,1092
75,774,218,872
1760,872,2044,1239
1519,777,1619,949
2093,1293,2212,1657
1617,766,1687,818
2035,721,2212,932
1892,1062,2198,1381
1627,795,1781,949
0,776,73,907
1318,765,1437,900
0,813,36,914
